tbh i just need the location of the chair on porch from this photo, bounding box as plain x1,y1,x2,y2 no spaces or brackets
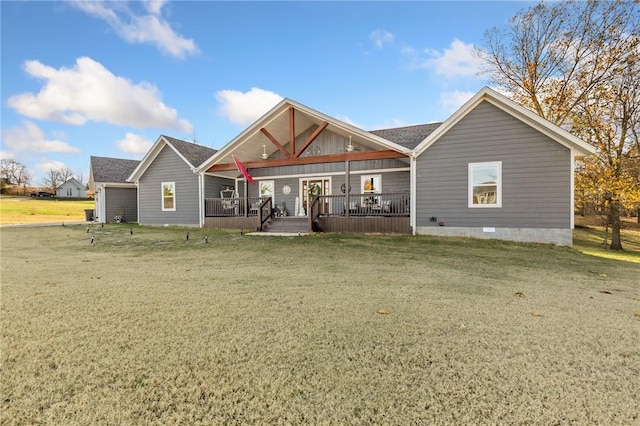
249,202,260,216
344,201,359,215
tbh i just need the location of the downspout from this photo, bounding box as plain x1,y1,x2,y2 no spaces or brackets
410,152,417,235
570,151,575,230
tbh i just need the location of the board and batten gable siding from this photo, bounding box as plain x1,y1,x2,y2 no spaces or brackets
415,101,571,238
104,187,137,223
138,145,200,225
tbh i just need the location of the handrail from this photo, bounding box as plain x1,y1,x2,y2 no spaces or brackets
308,196,321,231
258,197,273,231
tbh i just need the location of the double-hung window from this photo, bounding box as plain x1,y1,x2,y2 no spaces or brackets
162,182,176,211
468,162,501,208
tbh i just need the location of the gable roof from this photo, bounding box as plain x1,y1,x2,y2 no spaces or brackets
90,156,140,184
59,177,85,189
413,87,597,157
370,123,442,150
128,135,218,182
197,98,411,175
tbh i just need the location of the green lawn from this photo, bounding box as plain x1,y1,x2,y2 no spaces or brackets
0,197,94,224
1,224,638,424
573,217,640,263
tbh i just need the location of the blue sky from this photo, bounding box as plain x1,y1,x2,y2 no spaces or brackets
1,0,535,184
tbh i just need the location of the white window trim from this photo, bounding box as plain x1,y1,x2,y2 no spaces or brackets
162,181,176,212
259,180,275,202
361,174,382,194
468,161,502,208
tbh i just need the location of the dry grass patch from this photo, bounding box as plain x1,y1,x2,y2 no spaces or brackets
1,224,639,424
0,197,94,224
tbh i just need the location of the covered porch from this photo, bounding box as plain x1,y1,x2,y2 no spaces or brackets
204,192,410,234
198,99,415,234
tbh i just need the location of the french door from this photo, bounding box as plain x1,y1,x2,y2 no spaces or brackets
300,177,331,214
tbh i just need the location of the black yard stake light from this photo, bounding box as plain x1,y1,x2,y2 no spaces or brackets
186,231,189,241
204,236,208,244
130,228,133,235
87,226,90,233
90,235,94,244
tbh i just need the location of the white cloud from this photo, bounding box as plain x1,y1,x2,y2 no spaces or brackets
370,29,394,49
69,0,198,59
116,132,153,155
35,157,68,174
439,90,475,115
215,88,283,126
7,57,192,132
1,120,81,153
405,39,483,78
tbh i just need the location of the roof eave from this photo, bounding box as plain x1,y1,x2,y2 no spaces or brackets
413,87,597,158
197,99,411,173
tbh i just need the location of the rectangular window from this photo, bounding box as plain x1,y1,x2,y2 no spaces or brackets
361,174,382,208
259,180,274,200
469,162,501,208
162,182,176,211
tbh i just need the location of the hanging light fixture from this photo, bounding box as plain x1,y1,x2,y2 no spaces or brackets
346,135,354,152
261,144,269,160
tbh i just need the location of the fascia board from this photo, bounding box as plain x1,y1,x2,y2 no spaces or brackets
197,99,411,173
413,89,487,157
164,139,197,170
96,182,137,188
286,99,412,154
485,96,597,156
413,87,597,158
196,98,293,172
127,136,167,182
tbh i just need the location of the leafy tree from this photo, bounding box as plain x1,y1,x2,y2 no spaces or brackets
479,0,640,250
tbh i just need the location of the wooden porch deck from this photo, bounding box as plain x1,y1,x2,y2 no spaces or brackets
204,193,411,234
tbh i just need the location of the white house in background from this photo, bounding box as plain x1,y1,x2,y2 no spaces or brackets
57,177,87,198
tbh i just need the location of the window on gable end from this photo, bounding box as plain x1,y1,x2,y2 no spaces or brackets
162,182,176,211
468,162,502,208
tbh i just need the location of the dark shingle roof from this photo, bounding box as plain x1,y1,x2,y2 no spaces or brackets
370,123,442,149
90,156,140,183
162,135,217,168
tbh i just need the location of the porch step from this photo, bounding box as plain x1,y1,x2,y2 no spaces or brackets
263,217,310,233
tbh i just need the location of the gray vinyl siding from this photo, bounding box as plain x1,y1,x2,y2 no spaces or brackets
243,171,409,217
204,176,235,198
138,146,200,225
105,187,137,223
415,101,571,229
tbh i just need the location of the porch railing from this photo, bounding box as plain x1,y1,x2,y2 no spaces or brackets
204,193,410,219
315,193,410,217
205,197,266,217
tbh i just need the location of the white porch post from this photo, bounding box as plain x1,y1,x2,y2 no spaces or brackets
410,154,417,235
199,172,205,227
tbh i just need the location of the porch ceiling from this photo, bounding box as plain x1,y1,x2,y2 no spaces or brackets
202,99,410,176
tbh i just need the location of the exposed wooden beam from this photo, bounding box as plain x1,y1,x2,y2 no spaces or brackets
260,128,290,158
289,107,296,156
295,121,329,158
207,150,407,172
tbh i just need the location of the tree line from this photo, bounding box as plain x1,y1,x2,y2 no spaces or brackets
479,0,640,250
0,158,83,195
